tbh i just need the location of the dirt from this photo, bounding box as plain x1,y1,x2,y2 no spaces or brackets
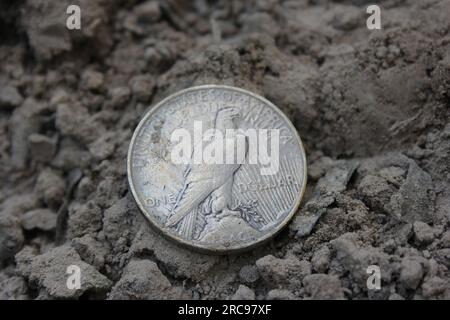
0,0,449,300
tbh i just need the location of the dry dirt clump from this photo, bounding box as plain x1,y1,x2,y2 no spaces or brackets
0,0,449,300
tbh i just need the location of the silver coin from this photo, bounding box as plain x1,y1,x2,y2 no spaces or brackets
127,85,307,253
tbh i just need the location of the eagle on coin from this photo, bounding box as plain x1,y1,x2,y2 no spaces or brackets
165,107,248,239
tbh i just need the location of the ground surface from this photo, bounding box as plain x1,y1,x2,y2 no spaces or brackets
0,0,449,300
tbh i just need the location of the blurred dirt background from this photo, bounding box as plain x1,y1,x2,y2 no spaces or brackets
0,0,449,300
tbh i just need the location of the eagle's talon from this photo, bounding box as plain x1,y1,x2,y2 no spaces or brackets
216,209,241,220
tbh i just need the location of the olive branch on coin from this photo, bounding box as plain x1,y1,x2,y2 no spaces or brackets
232,200,266,230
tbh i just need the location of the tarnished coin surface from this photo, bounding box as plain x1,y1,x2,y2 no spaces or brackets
128,85,307,253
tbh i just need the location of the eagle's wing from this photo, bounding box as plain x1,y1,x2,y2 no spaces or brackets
165,136,241,227
165,164,238,227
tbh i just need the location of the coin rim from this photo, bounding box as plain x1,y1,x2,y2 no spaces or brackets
127,84,307,254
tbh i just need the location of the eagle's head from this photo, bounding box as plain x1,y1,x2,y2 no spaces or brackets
215,107,241,130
